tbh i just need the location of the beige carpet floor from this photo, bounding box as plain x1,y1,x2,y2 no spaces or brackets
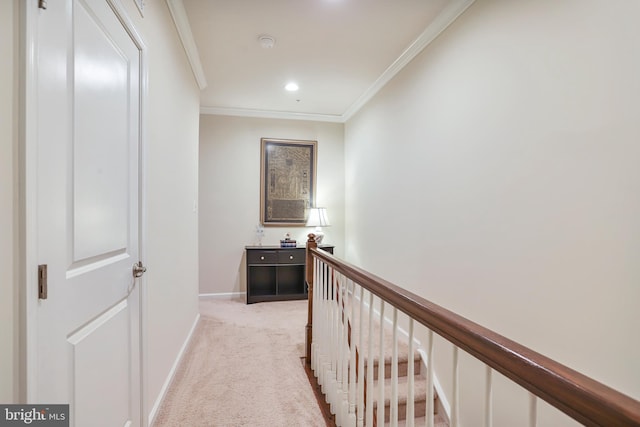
152,298,327,427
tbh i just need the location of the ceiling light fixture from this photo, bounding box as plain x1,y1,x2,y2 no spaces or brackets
258,34,275,49
285,82,299,92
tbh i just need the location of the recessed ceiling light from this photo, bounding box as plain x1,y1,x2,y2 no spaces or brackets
285,82,299,92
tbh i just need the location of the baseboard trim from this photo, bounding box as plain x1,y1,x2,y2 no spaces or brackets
147,313,200,426
199,292,246,301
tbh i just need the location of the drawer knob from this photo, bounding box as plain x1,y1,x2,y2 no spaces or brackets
260,256,264,260
289,255,294,260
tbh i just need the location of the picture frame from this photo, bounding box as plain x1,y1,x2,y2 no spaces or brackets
260,138,317,226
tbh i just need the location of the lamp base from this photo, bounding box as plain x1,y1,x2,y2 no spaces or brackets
313,228,325,244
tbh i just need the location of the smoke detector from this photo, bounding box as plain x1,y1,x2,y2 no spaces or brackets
258,35,276,49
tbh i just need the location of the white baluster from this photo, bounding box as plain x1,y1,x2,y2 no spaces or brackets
329,268,339,413
316,260,324,385
426,330,434,427
335,273,345,426
341,275,351,424
529,393,537,427
348,280,357,425
377,301,386,426
407,319,415,427
325,264,332,390
311,258,318,372
317,262,324,381
365,292,375,427
390,307,399,427
485,365,493,427
452,346,459,427
320,262,330,394
357,286,365,426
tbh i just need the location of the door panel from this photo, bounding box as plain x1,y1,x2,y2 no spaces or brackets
68,300,130,427
34,0,142,425
73,0,130,262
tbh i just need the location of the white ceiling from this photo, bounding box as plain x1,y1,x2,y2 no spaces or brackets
177,0,474,122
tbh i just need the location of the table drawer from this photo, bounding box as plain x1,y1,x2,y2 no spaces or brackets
247,251,278,264
278,250,304,264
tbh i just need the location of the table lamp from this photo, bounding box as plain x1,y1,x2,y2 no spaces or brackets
306,207,330,244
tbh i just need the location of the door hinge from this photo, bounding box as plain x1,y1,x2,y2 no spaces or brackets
38,0,47,10
38,264,48,299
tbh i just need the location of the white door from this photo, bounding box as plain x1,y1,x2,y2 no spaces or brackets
32,0,144,425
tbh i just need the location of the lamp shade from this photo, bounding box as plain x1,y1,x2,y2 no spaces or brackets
306,207,330,227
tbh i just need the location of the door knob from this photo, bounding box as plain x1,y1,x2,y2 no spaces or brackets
133,261,147,278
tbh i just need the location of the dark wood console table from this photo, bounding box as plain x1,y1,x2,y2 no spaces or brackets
245,245,334,304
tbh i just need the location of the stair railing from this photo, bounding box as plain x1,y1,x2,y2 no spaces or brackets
304,235,640,427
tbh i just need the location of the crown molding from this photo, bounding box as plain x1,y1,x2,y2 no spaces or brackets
342,0,476,121
200,106,346,123
166,0,208,90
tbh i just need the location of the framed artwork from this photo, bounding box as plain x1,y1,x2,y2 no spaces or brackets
260,138,317,226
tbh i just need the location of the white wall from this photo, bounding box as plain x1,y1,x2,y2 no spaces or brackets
199,115,345,296
345,0,640,422
0,0,17,404
120,1,201,421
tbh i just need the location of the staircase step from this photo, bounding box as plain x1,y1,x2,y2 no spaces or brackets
362,353,422,380
339,293,447,425
371,374,428,422
347,298,423,381
390,414,448,427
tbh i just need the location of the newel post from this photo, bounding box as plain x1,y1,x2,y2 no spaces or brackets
305,233,317,365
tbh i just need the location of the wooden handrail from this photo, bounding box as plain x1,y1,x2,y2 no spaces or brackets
307,244,640,427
